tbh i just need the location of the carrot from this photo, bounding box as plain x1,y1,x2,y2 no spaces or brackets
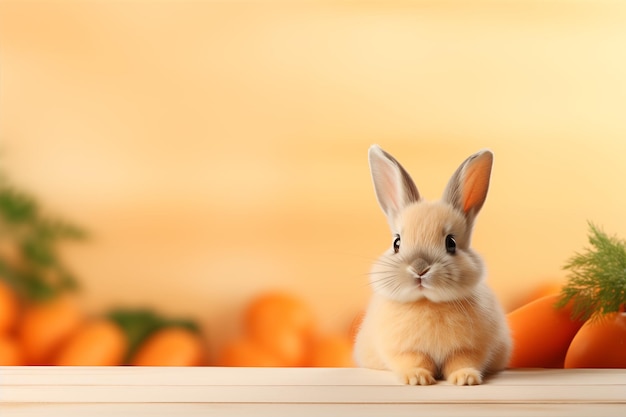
0,280,19,335
557,224,626,368
131,326,205,366
307,334,355,367
216,337,286,367
0,334,24,366
17,295,84,365
507,294,586,368
53,319,127,366
564,311,626,368
244,292,316,366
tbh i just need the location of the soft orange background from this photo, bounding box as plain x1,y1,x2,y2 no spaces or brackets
2,1,626,355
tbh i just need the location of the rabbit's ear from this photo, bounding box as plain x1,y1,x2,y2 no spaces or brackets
368,145,420,224
442,150,493,221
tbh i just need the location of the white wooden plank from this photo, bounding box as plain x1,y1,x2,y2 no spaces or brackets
1,366,398,386
1,366,625,417
2,382,626,404
2,367,625,387
2,403,626,417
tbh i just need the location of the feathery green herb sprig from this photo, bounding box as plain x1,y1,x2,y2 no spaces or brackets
558,222,626,321
0,174,86,301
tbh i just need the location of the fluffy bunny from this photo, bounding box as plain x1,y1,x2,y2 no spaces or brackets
353,145,511,386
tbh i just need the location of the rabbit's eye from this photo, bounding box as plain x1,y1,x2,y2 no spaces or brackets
393,235,401,253
445,235,456,254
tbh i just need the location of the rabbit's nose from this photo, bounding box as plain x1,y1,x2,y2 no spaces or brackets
408,260,430,278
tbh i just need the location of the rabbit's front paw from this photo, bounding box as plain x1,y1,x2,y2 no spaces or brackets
447,367,482,386
398,368,436,386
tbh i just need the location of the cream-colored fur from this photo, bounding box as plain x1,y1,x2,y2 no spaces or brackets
354,268,511,385
354,146,511,385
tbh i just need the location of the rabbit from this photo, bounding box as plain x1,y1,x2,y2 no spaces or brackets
353,145,511,386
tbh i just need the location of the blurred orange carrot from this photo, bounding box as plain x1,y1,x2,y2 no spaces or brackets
53,319,127,366
307,334,355,367
17,295,84,365
217,337,286,367
244,292,316,366
131,326,205,366
0,280,19,335
0,334,24,366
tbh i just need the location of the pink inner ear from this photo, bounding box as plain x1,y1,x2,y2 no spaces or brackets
371,160,404,217
462,166,490,213
382,170,402,214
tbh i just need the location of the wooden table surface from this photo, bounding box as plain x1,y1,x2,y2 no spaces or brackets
1,367,625,416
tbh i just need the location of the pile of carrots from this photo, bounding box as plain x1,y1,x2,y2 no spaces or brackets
0,280,206,366
217,292,355,367
0,279,356,367
507,283,626,369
